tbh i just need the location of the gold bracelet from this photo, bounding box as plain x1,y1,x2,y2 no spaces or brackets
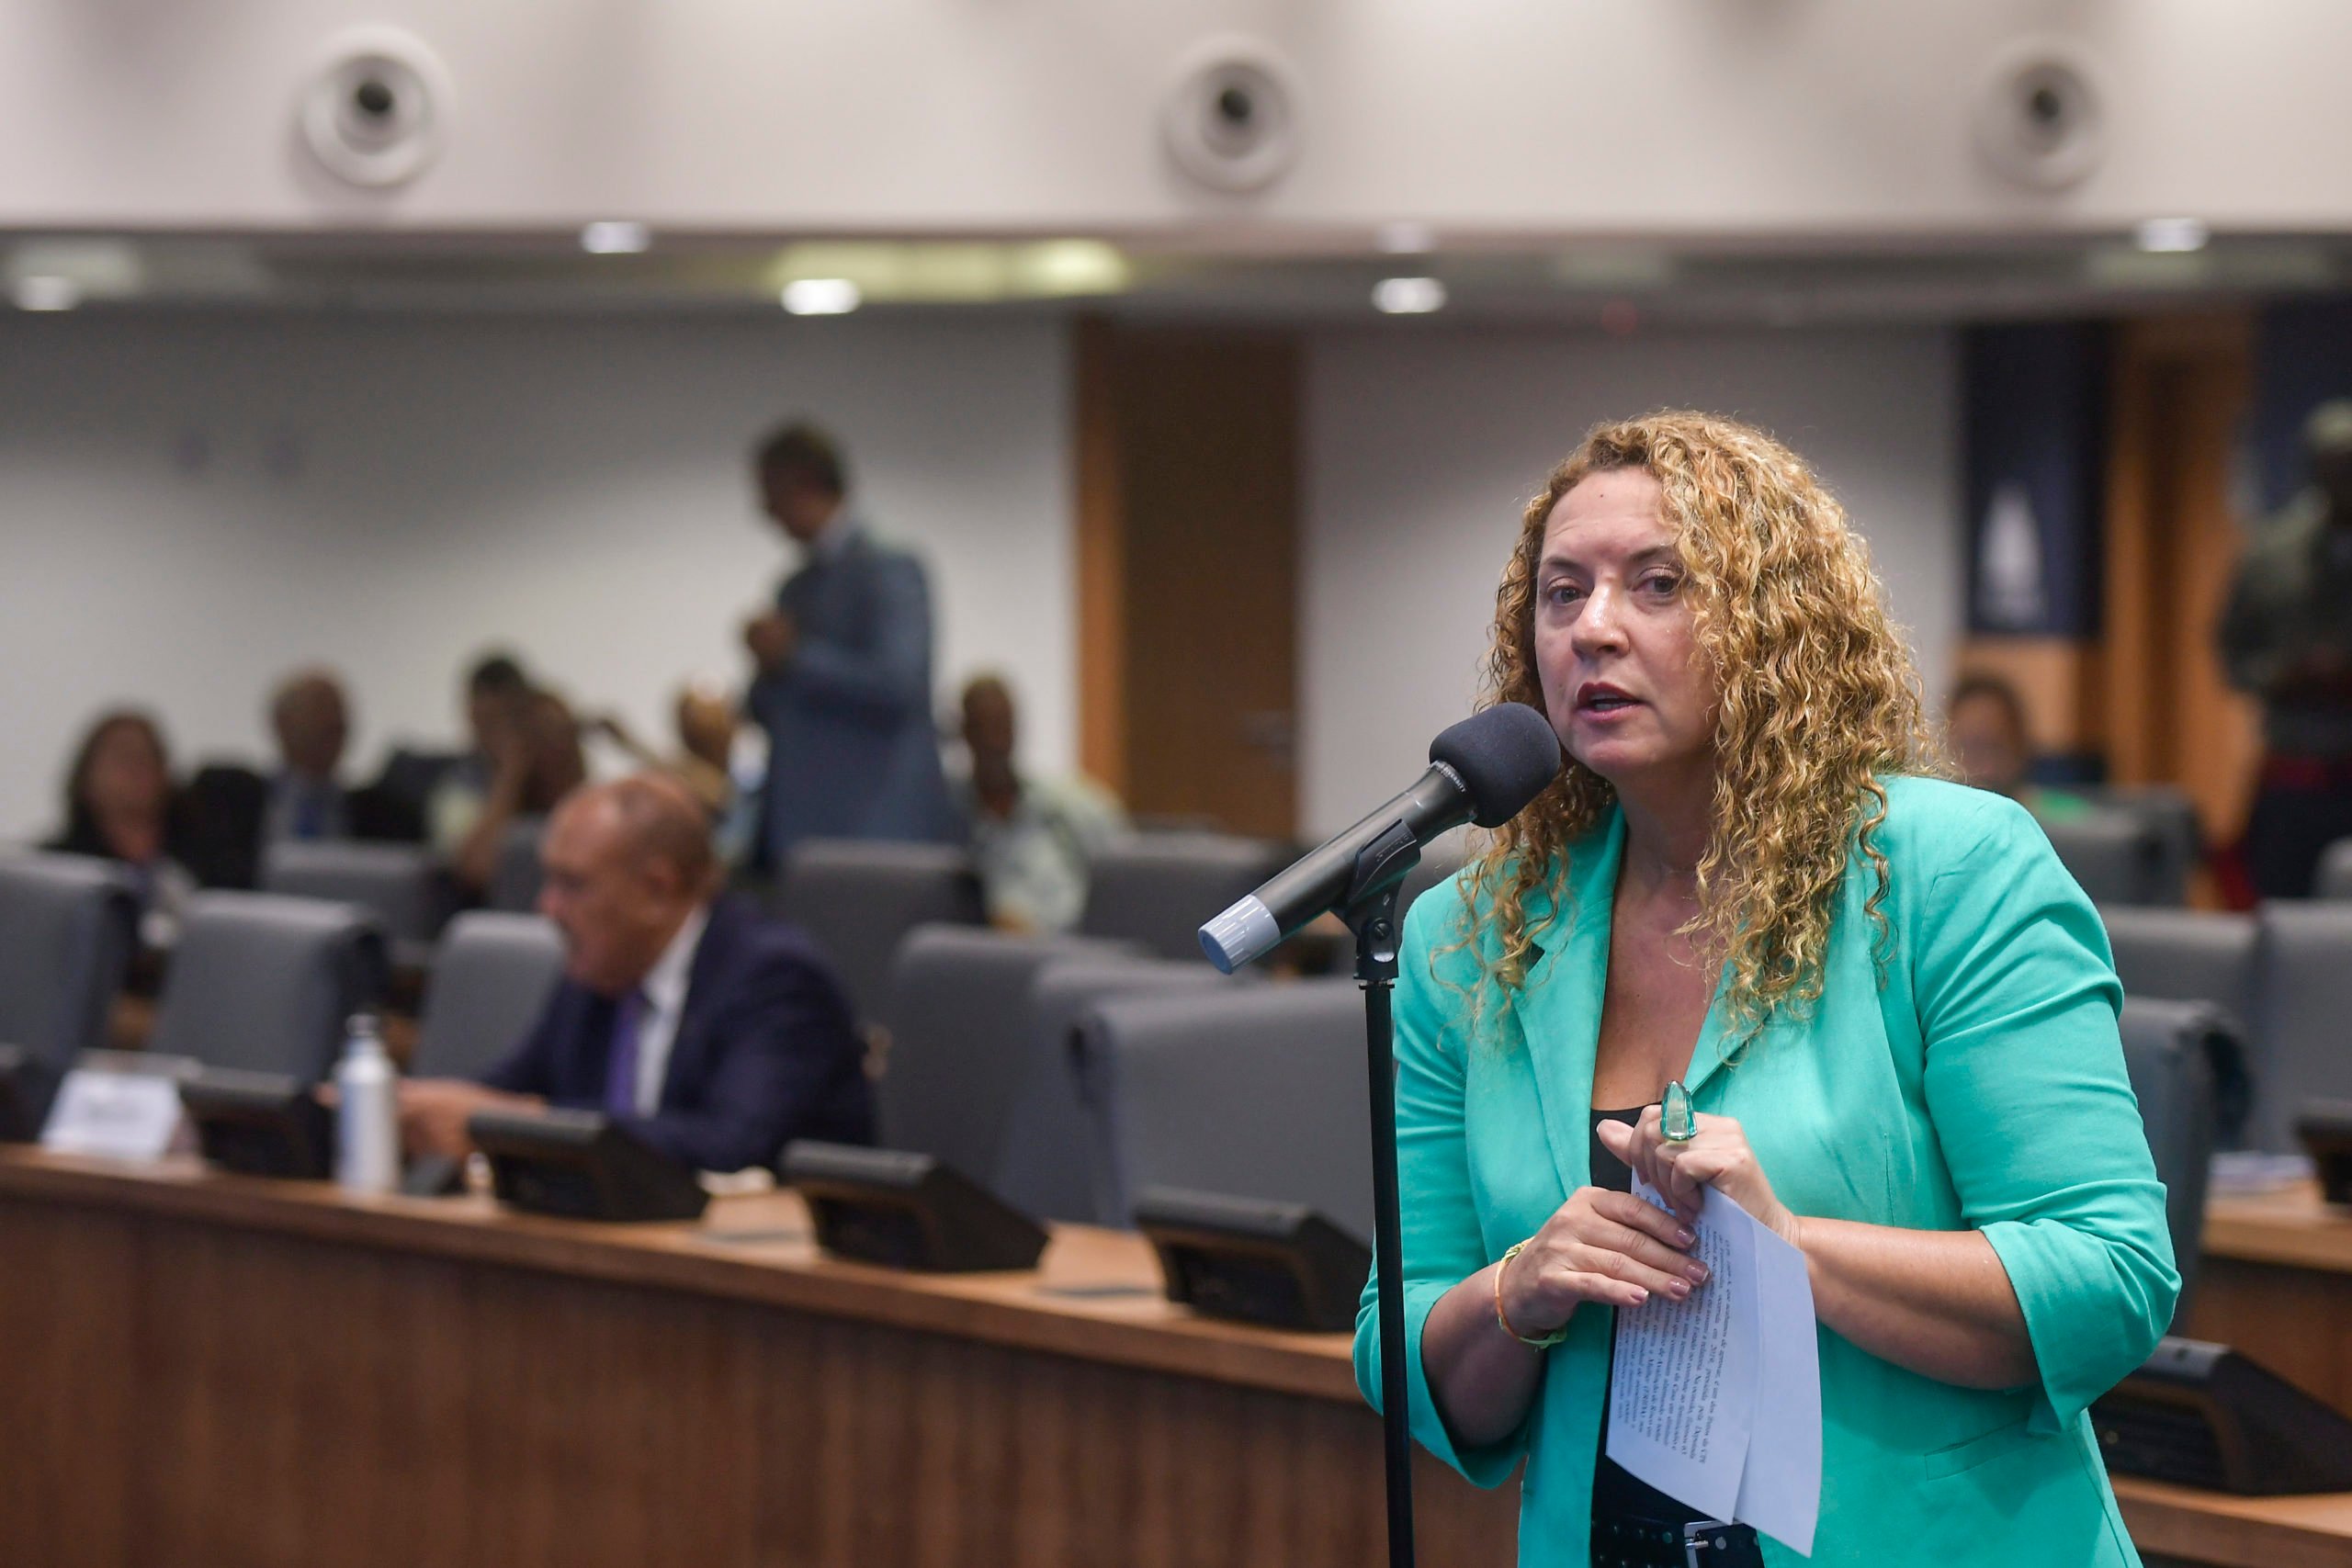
1494,1241,1567,1348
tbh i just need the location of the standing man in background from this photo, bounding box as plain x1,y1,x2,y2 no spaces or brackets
742,422,956,868
2222,399,2352,897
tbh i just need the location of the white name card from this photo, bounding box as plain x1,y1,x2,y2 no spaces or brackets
41,1053,196,1163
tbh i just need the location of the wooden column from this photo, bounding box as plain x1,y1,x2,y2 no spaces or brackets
2100,313,2265,848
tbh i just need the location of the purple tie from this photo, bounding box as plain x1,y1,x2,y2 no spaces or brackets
604,988,650,1116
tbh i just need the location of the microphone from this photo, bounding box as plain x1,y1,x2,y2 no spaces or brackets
1198,704,1563,973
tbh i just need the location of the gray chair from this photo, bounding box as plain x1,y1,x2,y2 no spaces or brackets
1077,831,1288,963
2040,807,2183,907
2085,785,2201,908
146,892,385,1081
772,840,985,1029
261,840,446,957
2118,998,2227,1326
0,852,138,1071
995,953,1238,1223
2101,908,2259,1031
2246,901,2352,1153
487,818,549,914
2103,908,2258,1146
1080,979,1374,1240
2315,838,2352,901
408,912,567,1081
873,925,1136,1187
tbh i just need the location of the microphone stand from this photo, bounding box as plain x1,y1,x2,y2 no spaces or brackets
1337,819,1423,1568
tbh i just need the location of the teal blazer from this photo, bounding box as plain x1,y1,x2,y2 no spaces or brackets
1354,776,2177,1567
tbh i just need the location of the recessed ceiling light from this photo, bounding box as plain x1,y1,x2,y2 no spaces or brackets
2135,217,2210,254
580,220,651,254
782,277,862,315
12,275,81,311
1372,276,1446,314
1376,220,1435,255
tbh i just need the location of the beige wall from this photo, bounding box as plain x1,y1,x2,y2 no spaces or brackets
3,2,2352,233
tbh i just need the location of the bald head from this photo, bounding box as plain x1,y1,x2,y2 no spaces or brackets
270,669,348,781
539,772,718,995
558,773,717,891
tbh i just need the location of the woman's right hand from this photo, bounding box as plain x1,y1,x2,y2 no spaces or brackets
1498,1187,1710,1333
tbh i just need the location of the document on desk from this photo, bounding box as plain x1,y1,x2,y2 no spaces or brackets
1606,1179,1821,1556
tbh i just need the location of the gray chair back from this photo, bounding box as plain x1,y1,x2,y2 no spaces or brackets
147,892,385,1081
875,926,1134,1186
0,852,138,1069
2248,901,2352,1152
2118,997,2227,1326
261,840,445,946
487,818,549,914
1077,832,1288,962
2085,786,2201,907
1081,979,1373,1239
2316,838,2352,901
410,912,568,1081
2101,908,2258,1032
2040,807,2183,907
773,840,985,1028
995,953,1238,1223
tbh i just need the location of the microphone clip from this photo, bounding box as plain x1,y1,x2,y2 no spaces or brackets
1339,818,1420,983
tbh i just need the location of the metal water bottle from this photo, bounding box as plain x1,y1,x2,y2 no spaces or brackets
334,1013,399,1194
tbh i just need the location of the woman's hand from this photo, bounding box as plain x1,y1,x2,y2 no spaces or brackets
1498,1186,1711,1335
1596,1109,1803,1248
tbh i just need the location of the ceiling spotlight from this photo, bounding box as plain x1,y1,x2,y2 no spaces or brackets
2135,217,2210,254
1373,276,1446,315
12,275,82,312
782,277,862,316
580,220,651,254
1376,220,1435,255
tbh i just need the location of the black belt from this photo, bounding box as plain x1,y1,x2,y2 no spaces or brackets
1590,1509,1764,1568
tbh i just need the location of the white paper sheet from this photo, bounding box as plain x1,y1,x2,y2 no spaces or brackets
1606,1177,1822,1556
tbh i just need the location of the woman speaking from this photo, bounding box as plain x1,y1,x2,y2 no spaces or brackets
1354,412,2176,1567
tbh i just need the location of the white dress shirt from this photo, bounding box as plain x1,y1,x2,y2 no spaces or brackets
628,904,709,1117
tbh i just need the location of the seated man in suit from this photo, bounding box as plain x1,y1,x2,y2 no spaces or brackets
398,772,873,1172
178,669,422,887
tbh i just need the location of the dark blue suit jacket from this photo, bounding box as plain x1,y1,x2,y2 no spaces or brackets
479,897,873,1171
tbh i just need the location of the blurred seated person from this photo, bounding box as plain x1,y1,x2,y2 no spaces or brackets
178,669,424,887
954,673,1126,933
1945,672,2093,822
2220,399,2352,897
45,709,199,946
398,773,871,1172
444,687,589,899
425,650,537,858
591,679,758,864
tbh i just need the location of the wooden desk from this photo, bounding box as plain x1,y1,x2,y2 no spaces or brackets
2190,1182,2352,1420
0,1150,1515,1568
3,1151,2347,1568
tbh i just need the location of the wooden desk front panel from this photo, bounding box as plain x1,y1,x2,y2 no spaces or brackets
0,1190,1516,1568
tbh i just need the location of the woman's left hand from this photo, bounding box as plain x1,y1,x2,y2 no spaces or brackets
1596,1108,1804,1250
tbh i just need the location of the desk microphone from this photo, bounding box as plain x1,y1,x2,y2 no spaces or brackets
1199,704,1563,972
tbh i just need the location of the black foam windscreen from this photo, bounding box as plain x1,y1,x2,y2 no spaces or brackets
1429,703,1564,828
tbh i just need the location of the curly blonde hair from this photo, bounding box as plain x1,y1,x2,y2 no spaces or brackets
1458,411,1944,1037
